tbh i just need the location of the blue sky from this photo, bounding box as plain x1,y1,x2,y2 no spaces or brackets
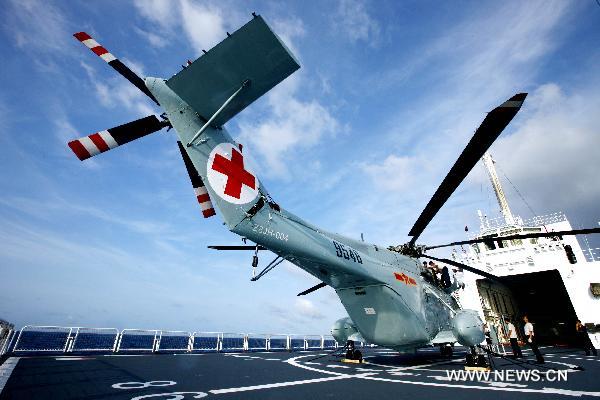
1,0,599,334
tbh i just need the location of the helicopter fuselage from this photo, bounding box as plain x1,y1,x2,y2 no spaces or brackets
146,76,459,350
235,207,458,349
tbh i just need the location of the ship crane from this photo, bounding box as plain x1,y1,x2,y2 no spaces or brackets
482,152,516,226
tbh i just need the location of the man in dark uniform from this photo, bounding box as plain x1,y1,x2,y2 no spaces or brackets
523,315,544,364
576,320,598,356
428,261,440,286
440,265,452,288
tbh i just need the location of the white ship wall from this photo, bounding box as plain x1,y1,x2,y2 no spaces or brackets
458,218,600,326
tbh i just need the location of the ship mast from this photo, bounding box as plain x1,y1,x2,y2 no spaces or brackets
482,152,515,225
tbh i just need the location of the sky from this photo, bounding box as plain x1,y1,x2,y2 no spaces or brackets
1,0,599,334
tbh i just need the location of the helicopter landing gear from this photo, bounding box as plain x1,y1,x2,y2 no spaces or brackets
465,346,489,370
342,340,363,363
440,344,453,357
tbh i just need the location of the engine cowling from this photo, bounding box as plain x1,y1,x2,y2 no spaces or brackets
452,310,485,347
331,317,359,344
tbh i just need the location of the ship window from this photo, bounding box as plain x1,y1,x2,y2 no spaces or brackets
511,239,523,246
530,238,538,244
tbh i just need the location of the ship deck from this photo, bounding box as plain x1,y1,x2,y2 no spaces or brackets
1,346,599,399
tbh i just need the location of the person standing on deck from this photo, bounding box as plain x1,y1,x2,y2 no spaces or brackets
523,315,544,364
507,320,523,358
576,320,598,356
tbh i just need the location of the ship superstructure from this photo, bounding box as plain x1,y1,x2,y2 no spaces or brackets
456,153,600,346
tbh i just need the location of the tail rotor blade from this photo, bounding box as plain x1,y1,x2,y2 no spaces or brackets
73,31,159,105
177,141,216,218
68,115,168,161
408,93,527,244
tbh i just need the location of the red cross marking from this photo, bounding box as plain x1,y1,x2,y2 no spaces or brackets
211,148,256,199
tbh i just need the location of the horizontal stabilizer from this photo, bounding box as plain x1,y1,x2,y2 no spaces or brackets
68,115,168,161
177,141,216,218
166,15,300,125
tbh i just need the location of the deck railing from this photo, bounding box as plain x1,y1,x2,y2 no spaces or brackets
2,325,341,355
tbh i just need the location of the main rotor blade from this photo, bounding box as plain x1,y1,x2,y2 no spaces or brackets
422,254,502,283
73,32,159,105
297,282,327,296
408,93,527,244
207,245,267,250
426,227,600,251
68,115,169,160
177,141,216,218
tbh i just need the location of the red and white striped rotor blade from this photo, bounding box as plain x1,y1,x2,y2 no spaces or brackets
73,31,159,105
177,141,216,218
68,115,168,161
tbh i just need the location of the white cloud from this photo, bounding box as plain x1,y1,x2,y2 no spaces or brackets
327,1,581,246
333,0,381,45
94,78,155,116
133,0,174,25
295,298,325,320
134,26,168,48
232,16,339,180
131,4,340,181
179,1,227,54
361,154,418,192
271,16,306,58
238,80,339,179
78,60,155,117
488,82,600,221
133,0,244,55
4,0,69,53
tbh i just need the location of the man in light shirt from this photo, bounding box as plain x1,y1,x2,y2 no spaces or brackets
523,315,544,364
506,319,522,358
453,268,465,289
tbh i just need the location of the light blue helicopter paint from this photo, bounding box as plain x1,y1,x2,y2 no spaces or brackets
145,77,475,350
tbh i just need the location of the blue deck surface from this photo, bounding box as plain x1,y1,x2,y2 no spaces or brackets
1,346,599,399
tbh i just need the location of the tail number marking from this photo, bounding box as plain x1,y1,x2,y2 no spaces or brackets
252,224,289,242
332,240,362,264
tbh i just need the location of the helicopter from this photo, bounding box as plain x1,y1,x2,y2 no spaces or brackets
68,14,599,361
